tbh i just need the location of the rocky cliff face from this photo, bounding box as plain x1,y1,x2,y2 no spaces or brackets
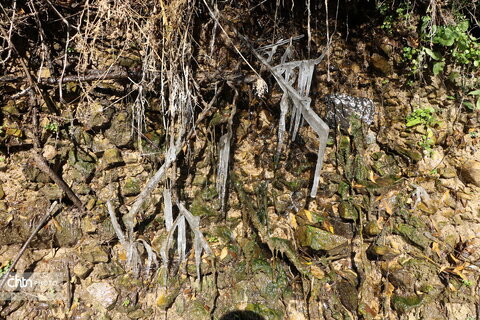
0,1,479,319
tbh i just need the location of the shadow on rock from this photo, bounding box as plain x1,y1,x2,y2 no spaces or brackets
219,310,265,320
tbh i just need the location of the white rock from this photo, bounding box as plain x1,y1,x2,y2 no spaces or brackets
86,282,118,309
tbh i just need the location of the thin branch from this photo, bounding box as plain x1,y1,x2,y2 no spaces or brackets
0,201,59,291
0,69,140,85
32,152,84,211
0,0,16,64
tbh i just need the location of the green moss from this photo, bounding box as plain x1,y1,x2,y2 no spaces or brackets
339,201,359,221
252,258,273,277
123,177,141,196
392,294,424,314
245,303,283,320
395,223,431,249
296,225,348,251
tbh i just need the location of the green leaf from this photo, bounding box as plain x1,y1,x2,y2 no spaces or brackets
435,28,455,46
463,101,474,110
406,118,423,127
448,72,460,82
424,48,442,60
468,89,480,96
477,98,480,110
458,21,469,32
433,62,445,75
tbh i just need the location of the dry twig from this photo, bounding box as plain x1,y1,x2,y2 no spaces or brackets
0,201,59,291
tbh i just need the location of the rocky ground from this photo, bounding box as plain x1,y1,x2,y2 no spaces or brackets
1,1,480,319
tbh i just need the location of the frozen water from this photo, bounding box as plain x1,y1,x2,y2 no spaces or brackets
323,93,375,131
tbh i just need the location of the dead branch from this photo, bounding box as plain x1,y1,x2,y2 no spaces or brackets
0,69,140,85
0,201,59,291
32,152,84,211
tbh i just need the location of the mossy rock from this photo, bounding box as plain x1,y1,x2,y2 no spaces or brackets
105,112,132,147
40,183,64,200
122,177,141,197
245,303,283,320
339,201,359,221
296,225,348,251
68,149,96,179
103,148,124,169
392,294,424,314
394,223,431,249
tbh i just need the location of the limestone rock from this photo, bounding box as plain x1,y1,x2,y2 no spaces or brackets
122,177,141,197
40,183,64,200
82,245,109,263
89,102,115,129
102,148,124,169
73,262,92,279
105,112,132,147
371,53,392,74
460,160,480,187
87,282,118,309
42,145,57,160
295,225,348,251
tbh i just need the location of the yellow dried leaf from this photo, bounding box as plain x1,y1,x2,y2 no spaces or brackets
385,201,393,215
304,209,313,223
5,127,22,137
289,213,298,230
432,242,441,257
449,254,460,264
310,265,325,279
118,250,127,261
385,282,395,297
448,282,457,291
451,265,467,281
322,220,334,234
219,247,229,260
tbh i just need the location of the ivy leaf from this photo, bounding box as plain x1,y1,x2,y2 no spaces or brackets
406,118,423,127
468,89,480,96
458,21,469,32
463,101,474,110
434,29,455,46
424,48,442,60
433,61,445,75
448,72,460,82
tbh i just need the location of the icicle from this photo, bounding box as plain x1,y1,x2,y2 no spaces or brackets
217,131,232,210
177,215,186,263
108,200,142,276
276,93,289,162
291,104,303,140
177,202,212,281
106,200,127,245
177,203,212,256
297,61,315,96
193,232,204,280
160,214,183,268
257,35,304,63
127,242,141,276
137,239,158,276
271,58,330,197
163,188,173,232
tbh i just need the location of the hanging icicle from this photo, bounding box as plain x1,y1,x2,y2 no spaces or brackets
216,131,232,210
266,47,330,197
